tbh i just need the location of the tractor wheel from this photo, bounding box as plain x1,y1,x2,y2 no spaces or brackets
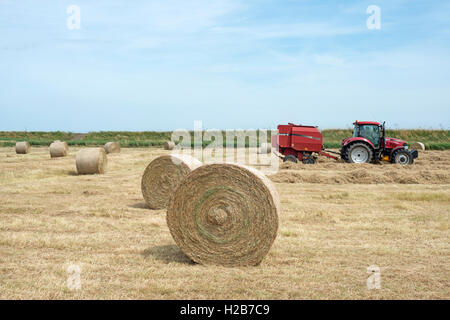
393,150,413,165
340,147,348,162
302,156,316,164
346,143,373,164
283,155,298,163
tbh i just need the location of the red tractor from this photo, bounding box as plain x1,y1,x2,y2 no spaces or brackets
340,121,418,164
272,121,418,165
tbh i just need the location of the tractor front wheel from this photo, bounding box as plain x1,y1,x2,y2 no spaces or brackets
346,143,373,164
393,150,413,165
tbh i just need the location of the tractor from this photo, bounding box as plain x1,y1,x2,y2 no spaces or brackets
340,121,418,164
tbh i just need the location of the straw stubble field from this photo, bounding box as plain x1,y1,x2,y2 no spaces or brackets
0,147,449,299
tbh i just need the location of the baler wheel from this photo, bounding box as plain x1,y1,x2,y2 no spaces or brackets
346,143,373,164
302,157,316,164
283,155,298,163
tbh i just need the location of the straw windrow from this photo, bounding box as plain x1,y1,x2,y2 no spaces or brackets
167,163,280,266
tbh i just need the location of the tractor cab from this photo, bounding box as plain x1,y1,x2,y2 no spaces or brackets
352,121,383,149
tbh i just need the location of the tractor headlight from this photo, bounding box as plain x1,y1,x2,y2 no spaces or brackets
404,145,408,150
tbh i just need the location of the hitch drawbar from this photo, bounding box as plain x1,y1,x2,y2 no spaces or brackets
318,150,339,160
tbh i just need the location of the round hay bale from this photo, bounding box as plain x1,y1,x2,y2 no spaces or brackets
141,154,202,209
163,141,175,150
15,142,30,154
49,141,68,158
410,142,425,151
53,140,69,152
60,141,69,151
258,142,271,154
167,163,280,266
104,142,121,154
76,148,107,174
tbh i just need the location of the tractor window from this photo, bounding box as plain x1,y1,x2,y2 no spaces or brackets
354,125,380,148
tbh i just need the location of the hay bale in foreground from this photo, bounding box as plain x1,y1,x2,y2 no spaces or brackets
411,142,425,151
164,141,175,150
76,148,107,174
104,142,121,154
167,163,280,266
141,154,202,209
258,142,271,154
15,142,30,154
49,141,68,158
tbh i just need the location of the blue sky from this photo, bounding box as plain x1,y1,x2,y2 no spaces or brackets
1,0,449,131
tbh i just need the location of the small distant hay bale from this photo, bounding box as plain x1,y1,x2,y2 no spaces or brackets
55,140,69,152
410,142,425,151
141,154,202,209
76,148,107,174
49,141,68,158
15,142,30,154
104,142,121,154
163,141,175,150
167,163,280,266
258,142,271,154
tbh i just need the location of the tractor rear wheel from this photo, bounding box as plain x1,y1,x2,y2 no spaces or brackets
283,155,298,163
393,150,413,165
346,143,373,164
